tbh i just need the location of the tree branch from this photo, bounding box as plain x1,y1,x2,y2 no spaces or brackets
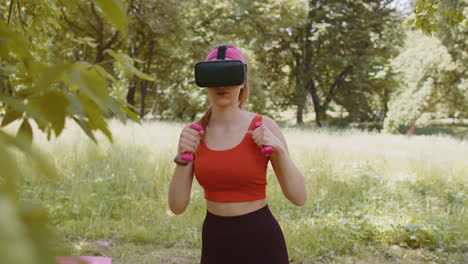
16,0,28,34
90,2,105,63
58,0,86,33
7,0,14,25
323,65,353,109
77,3,98,33
102,31,121,51
420,69,466,113
189,26,211,46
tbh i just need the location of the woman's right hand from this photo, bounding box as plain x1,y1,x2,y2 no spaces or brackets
177,124,205,161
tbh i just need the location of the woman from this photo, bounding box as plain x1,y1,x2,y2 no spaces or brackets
168,45,307,264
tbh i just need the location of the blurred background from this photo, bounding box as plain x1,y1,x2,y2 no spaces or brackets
0,0,467,263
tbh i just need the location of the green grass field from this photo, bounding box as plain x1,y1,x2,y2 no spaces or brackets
10,119,468,263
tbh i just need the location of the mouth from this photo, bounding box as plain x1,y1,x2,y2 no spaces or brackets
217,92,228,95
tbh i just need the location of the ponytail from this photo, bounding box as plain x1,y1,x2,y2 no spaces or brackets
196,105,213,132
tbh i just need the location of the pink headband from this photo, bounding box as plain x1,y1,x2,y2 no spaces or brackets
204,45,247,63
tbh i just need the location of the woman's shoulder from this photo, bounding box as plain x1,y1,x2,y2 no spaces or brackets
242,110,257,118
242,110,275,123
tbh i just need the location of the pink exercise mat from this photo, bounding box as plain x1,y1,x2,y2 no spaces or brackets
55,256,112,264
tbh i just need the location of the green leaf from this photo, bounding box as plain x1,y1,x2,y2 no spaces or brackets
64,92,85,117
72,117,97,143
32,63,68,93
133,58,146,64
107,99,126,123
95,0,128,37
70,37,98,48
405,18,415,27
456,11,466,23
99,124,113,143
77,94,113,143
0,21,31,60
17,118,33,145
104,49,155,81
116,99,141,124
132,66,156,81
121,53,155,81
28,91,70,137
1,108,22,127
93,65,117,82
415,18,423,28
84,67,109,106
0,131,57,180
66,62,109,110
0,96,48,128
103,49,119,59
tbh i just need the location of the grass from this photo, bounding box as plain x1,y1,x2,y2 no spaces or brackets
7,118,468,263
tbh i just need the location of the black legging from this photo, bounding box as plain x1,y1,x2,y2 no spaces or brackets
200,204,289,264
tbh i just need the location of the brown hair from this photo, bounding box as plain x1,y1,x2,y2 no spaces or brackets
196,74,250,131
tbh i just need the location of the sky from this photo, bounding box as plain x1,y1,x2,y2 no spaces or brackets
388,0,414,15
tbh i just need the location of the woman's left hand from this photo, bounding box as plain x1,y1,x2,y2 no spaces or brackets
247,123,284,153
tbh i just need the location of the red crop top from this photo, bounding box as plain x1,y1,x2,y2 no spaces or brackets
193,114,270,202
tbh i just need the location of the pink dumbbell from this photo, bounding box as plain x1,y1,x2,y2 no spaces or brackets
180,123,204,162
251,122,274,156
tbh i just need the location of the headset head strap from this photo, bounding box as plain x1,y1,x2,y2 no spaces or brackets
216,45,228,60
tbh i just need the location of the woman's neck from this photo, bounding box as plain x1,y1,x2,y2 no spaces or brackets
210,106,244,127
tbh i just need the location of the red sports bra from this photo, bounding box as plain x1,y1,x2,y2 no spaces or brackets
193,114,269,202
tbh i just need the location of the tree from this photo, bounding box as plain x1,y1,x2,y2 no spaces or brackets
0,1,149,263
236,0,405,126
407,0,467,36
124,0,186,119
383,29,464,134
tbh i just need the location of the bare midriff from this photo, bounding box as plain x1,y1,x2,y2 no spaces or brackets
206,198,267,217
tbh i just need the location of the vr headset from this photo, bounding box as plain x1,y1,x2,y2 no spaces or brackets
194,45,247,87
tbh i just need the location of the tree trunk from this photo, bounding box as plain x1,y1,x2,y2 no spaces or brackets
139,79,146,119
308,81,322,127
127,78,136,106
139,38,155,119
126,39,138,107
294,3,318,127
151,96,158,116
322,65,353,111
314,108,327,128
296,104,304,125
382,88,389,118
0,68,5,96
406,121,417,136
406,84,455,136
91,2,105,64
293,51,301,126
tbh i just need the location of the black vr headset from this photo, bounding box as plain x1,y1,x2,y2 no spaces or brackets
194,45,247,87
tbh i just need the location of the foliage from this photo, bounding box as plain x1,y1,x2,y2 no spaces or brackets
233,0,406,125
0,0,151,263
118,0,406,124
407,0,467,36
383,29,465,133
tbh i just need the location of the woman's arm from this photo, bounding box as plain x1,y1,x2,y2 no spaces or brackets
168,160,195,215
249,116,307,206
